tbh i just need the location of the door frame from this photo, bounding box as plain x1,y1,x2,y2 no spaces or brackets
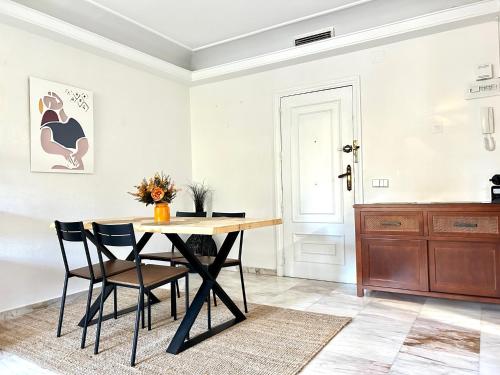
273,76,364,277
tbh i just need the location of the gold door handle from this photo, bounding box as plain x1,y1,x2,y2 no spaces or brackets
353,140,360,163
338,165,352,191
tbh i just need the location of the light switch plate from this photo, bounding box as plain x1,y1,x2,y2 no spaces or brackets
373,179,389,188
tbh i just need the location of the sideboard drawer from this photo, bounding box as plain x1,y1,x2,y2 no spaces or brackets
361,212,424,236
430,213,499,238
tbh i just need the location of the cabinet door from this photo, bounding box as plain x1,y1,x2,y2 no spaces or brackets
361,239,428,291
429,241,500,297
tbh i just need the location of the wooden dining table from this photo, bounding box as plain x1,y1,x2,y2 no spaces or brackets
63,216,282,354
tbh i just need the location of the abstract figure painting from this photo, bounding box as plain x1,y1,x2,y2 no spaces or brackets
29,77,94,173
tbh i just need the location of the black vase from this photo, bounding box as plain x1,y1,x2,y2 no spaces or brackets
195,202,204,213
186,235,217,257
189,200,215,255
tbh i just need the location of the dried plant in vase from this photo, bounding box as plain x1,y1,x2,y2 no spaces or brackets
186,181,216,256
129,172,178,222
187,182,210,213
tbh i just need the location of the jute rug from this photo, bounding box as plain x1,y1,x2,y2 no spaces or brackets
0,288,350,375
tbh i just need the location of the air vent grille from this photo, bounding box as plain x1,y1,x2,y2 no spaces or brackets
294,28,333,46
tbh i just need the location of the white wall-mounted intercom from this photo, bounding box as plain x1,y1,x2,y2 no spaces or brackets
465,63,500,100
477,64,494,80
481,107,495,151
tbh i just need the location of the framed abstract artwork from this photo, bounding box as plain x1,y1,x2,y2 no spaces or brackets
29,77,94,173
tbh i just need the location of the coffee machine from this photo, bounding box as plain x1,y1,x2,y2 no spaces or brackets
491,175,500,203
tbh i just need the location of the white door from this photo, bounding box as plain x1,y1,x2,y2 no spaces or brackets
281,87,356,283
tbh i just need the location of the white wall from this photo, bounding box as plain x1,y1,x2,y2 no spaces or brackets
0,23,192,313
190,22,500,271
2,20,499,313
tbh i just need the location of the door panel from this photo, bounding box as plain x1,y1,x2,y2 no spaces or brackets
281,87,355,282
361,239,429,291
429,241,500,297
293,234,345,265
291,104,342,223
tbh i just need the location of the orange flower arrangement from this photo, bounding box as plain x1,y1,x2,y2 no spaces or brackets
129,172,178,206
150,187,165,202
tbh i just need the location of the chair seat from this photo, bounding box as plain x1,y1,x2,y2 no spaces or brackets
141,251,184,261
70,259,136,280
174,256,240,267
108,264,188,288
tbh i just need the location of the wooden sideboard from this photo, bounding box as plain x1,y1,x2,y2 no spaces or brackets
354,203,500,303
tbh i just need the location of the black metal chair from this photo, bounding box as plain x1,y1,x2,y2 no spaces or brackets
141,211,207,298
92,222,189,367
173,212,248,313
54,220,136,348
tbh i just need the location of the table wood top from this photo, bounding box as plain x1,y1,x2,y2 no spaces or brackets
52,216,282,235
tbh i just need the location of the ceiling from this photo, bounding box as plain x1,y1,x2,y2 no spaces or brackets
5,0,493,73
87,0,367,50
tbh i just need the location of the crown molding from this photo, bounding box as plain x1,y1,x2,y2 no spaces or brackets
0,0,499,85
0,0,192,83
191,0,500,83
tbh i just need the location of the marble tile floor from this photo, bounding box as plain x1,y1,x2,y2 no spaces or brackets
2,271,500,374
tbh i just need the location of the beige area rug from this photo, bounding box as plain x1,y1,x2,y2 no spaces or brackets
0,288,350,375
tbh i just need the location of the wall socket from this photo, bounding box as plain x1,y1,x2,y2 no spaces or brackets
372,179,389,188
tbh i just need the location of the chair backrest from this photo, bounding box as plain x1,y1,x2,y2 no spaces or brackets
176,211,207,217
172,211,207,253
211,212,246,259
54,220,95,279
91,222,143,286
212,212,245,218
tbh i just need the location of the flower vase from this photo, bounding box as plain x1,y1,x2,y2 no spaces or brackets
154,202,170,223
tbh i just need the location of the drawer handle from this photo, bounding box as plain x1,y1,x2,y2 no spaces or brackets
453,222,478,228
381,221,402,227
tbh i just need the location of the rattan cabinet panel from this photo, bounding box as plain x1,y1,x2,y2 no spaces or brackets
430,213,499,237
360,211,424,235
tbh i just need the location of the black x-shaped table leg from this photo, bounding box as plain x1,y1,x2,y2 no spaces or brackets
165,231,246,354
77,230,161,327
